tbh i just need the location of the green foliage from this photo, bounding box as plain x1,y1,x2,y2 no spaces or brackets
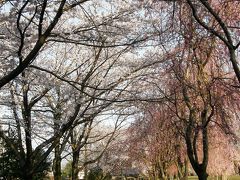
31,151,52,180
62,161,72,179
86,166,112,180
0,141,20,179
0,138,51,180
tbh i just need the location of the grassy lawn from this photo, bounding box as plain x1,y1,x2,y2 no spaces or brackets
187,176,198,179
226,176,240,180
186,176,240,180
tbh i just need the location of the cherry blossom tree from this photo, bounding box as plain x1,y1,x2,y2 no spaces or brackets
185,0,240,84
126,104,186,179
0,0,150,88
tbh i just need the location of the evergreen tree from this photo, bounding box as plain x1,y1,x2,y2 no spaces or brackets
0,137,51,180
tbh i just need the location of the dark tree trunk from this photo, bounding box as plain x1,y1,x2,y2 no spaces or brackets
22,170,33,180
24,106,33,180
229,48,240,84
185,111,209,180
53,140,61,180
26,175,33,180
22,73,34,180
196,169,208,180
186,127,209,180
53,103,62,180
72,149,80,180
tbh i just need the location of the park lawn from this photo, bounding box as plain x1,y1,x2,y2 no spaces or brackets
187,176,198,180
186,176,240,180
228,176,240,180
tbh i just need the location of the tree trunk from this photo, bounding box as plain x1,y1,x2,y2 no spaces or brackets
229,44,240,84
25,175,33,180
53,140,61,180
186,134,209,180
22,170,33,180
22,80,34,180
24,115,33,180
72,149,80,180
185,108,209,180
196,168,208,180
53,107,62,180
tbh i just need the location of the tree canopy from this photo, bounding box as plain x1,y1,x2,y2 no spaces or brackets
0,1,239,180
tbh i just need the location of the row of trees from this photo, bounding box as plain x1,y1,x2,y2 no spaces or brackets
0,0,148,179
112,1,240,180
0,1,239,180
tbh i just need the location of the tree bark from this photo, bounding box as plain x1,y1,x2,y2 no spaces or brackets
195,165,208,180
186,128,208,180
72,149,80,180
53,141,61,180
22,169,33,180
23,79,34,180
229,48,240,84
25,175,33,180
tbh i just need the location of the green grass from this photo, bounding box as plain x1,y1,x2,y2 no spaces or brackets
187,176,198,180
180,176,240,180
227,176,240,180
